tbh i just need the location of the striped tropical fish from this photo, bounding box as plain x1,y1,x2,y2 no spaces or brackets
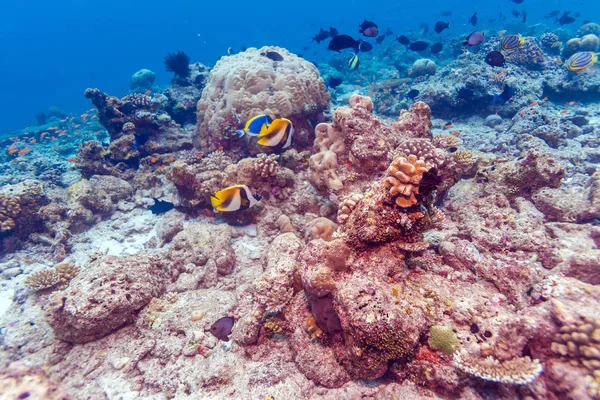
565,52,598,72
500,34,525,51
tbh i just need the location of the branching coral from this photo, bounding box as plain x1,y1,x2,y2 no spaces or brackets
254,153,279,178
55,262,81,285
383,155,431,207
453,149,477,168
432,134,462,150
454,350,543,385
24,263,80,291
24,269,60,291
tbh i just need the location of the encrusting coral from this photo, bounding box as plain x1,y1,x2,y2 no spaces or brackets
384,155,431,207
428,325,459,355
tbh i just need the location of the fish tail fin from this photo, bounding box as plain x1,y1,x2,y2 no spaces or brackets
234,129,246,138
492,94,500,103
404,45,409,52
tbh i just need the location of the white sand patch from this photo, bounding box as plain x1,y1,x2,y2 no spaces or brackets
0,288,15,318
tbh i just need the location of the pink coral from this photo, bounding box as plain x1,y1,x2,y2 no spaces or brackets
393,101,433,139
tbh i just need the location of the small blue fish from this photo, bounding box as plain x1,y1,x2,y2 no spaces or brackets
150,198,175,215
207,316,235,341
492,85,517,104
234,114,272,139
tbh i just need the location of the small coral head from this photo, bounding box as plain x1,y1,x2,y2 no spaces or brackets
384,155,432,208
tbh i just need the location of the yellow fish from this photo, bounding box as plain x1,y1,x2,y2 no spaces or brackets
210,185,262,212
257,118,294,149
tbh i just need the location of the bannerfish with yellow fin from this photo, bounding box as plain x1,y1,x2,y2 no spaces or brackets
235,114,272,138
257,118,294,149
211,185,262,212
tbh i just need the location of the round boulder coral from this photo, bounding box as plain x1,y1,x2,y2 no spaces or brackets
196,46,329,154
411,59,437,77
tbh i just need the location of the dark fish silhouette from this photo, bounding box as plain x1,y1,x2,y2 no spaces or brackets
557,12,576,25
329,26,339,37
522,11,527,23
485,51,506,67
409,41,429,51
150,198,175,215
397,35,411,45
431,42,443,54
312,28,330,44
261,51,284,61
328,34,359,52
406,89,420,99
207,316,235,341
493,84,517,104
328,76,343,88
418,168,441,197
441,10,453,16
510,0,524,4
357,39,373,52
469,12,478,26
512,10,520,18
376,35,386,44
359,19,379,37
434,21,450,33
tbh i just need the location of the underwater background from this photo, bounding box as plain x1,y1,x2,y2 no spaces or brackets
2,0,600,398
2,0,599,134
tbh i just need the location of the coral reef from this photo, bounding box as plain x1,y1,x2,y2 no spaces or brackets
196,46,329,154
44,254,166,342
2,27,600,399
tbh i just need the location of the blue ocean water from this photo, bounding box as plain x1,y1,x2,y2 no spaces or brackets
1,0,596,135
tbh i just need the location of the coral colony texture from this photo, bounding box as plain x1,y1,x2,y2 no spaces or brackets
2,20,600,400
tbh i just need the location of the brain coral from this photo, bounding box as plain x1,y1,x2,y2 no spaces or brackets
196,46,329,154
